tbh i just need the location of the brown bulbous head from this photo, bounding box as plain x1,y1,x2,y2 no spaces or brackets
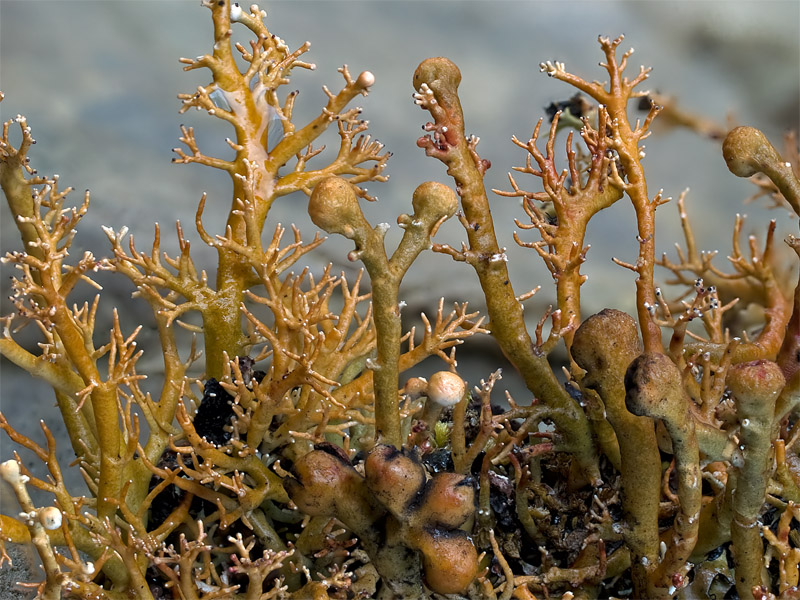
413,57,461,95
412,472,475,529
308,176,368,239
723,126,780,178
624,352,684,421
284,447,361,516
407,527,478,595
572,309,642,387
365,444,426,516
411,181,458,226
726,359,785,419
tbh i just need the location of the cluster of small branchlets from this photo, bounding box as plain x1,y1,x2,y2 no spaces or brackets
643,277,720,322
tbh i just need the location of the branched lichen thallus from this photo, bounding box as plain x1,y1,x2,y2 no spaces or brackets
4,3,800,598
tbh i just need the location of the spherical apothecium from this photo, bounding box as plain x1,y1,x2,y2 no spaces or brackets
38,506,62,530
426,371,466,407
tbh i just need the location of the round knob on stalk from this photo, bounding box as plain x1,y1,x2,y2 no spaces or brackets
365,444,426,517
308,176,369,240
406,527,478,595
723,126,780,178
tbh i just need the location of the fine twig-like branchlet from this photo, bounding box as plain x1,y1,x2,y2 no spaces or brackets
498,107,623,349
541,35,664,353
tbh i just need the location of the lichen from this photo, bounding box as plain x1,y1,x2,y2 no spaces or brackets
1,3,800,599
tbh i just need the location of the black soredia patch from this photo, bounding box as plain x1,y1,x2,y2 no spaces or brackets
193,378,235,446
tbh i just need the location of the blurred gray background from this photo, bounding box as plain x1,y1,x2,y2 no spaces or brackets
0,3,798,583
